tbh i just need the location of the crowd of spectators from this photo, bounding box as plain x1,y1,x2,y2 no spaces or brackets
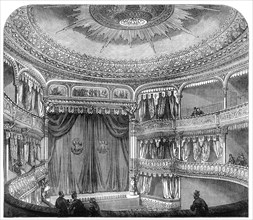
55,191,101,217
227,153,247,166
191,107,204,117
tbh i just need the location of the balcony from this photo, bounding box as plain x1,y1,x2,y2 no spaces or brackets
7,163,48,200
136,159,248,188
135,103,248,137
4,93,44,135
174,161,248,187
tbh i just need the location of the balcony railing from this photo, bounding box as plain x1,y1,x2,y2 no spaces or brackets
174,161,248,187
138,159,175,176
136,159,248,187
136,103,248,136
4,93,44,135
7,163,48,199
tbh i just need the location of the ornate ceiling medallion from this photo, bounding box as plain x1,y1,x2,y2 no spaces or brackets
89,5,174,30
56,5,216,53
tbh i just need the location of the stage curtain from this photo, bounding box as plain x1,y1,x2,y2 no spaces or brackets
48,113,129,195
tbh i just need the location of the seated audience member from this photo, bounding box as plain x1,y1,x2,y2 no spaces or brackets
190,190,209,217
69,191,90,217
196,107,204,115
191,107,198,117
89,198,101,217
236,153,247,166
55,191,69,217
227,154,235,164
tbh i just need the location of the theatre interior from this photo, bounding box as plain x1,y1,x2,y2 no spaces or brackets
3,4,249,218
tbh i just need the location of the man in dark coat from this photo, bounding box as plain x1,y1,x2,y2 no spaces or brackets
89,198,101,217
190,190,209,217
55,191,69,217
69,191,90,217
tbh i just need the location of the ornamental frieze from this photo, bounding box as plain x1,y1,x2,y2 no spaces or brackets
176,114,217,130
135,103,248,137
46,103,128,115
136,159,248,187
72,86,109,99
136,119,175,136
4,33,248,89
48,84,68,97
4,94,44,135
219,103,248,125
174,161,248,187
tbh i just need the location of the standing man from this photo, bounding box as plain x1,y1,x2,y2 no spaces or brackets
190,190,209,217
55,191,69,217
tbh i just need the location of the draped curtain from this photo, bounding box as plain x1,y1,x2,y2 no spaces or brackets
162,176,179,199
48,113,129,195
137,175,152,194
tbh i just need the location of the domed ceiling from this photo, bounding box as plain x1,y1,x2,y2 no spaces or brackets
4,4,248,88
31,4,234,59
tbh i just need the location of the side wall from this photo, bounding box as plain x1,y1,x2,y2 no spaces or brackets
180,177,248,209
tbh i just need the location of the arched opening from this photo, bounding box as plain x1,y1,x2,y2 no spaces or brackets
4,61,17,102
181,80,223,117
227,74,248,108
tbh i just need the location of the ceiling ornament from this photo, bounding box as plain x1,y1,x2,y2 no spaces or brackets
4,5,248,86
55,5,218,53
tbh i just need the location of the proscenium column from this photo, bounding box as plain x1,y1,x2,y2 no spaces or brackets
129,118,138,193
4,131,10,182
176,94,182,119
44,114,49,160
223,87,228,109
220,127,228,164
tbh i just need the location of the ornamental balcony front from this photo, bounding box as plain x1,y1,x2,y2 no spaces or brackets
4,93,44,136
136,159,248,188
7,163,48,200
135,103,248,137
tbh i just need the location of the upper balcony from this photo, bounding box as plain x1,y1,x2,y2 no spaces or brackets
135,103,248,137
4,93,44,136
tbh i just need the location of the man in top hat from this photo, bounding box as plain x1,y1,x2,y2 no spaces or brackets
69,191,90,217
55,191,69,217
190,190,209,217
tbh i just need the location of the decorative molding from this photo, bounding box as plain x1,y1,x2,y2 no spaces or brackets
141,196,180,211
48,84,68,97
136,103,248,137
3,52,19,86
71,85,109,99
136,119,175,138
8,163,47,199
136,159,248,187
3,5,248,87
174,161,248,187
219,102,248,126
4,93,44,137
176,114,217,131
138,159,175,176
